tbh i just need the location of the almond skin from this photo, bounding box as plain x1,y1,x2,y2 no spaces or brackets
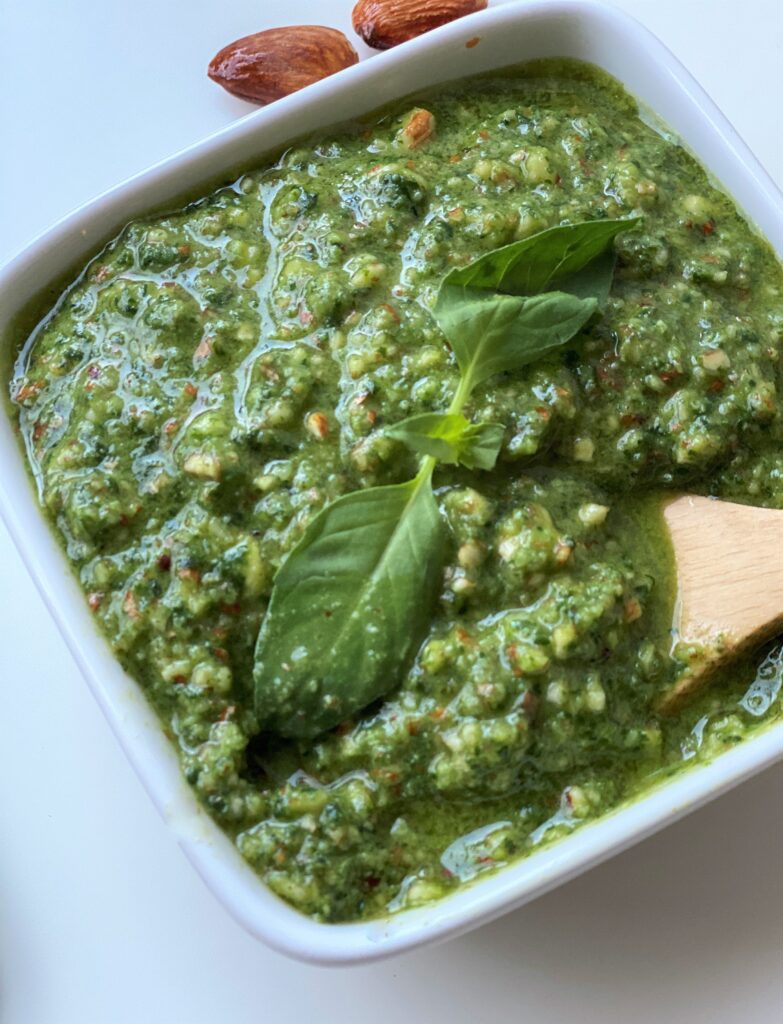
352,0,487,50
208,26,359,105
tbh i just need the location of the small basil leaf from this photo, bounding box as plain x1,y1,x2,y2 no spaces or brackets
440,217,640,296
434,286,596,391
458,421,505,470
387,412,504,470
254,474,444,739
387,412,467,463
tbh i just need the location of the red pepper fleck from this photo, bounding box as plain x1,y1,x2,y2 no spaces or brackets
595,364,624,390
122,591,140,620
364,875,381,890
178,244,191,256
620,412,646,428
213,647,229,661
183,381,198,399
521,690,538,716
478,129,489,140
554,174,562,185
14,381,41,402
87,592,104,611
298,309,314,326
465,35,480,49
708,379,725,393
505,644,524,677
702,220,715,236
222,602,242,616
477,856,495,864
157,553,172,572
379,303,400,322
173,674,187,685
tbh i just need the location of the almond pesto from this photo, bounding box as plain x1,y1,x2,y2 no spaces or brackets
10,60,783,922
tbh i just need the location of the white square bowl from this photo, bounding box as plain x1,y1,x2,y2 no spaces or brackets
2,0,783,966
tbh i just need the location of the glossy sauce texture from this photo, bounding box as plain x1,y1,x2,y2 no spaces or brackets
10,61,783,921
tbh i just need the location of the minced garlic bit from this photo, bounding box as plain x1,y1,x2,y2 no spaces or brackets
572,437,595,462
578,503,610,527
183,451,221,480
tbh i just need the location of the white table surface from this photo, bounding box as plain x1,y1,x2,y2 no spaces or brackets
2,1,783,1021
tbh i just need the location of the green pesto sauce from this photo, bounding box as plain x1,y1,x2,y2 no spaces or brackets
9,60,783,922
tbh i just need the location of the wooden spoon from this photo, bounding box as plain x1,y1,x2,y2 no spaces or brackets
659,494,783,712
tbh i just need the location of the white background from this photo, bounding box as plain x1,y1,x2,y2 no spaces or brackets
2,1,783,1021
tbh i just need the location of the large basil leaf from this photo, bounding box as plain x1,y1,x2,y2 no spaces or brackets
254,472,444,739
440,217,640,297
387,412,504,470
434,287,596,392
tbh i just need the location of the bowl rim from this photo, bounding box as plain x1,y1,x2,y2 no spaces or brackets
2,0,783,966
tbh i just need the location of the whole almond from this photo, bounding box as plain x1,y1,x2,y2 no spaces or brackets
208,26,359,105
352,0,487,50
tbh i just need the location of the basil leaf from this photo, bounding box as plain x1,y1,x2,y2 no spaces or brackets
432,219,639,392
387,412,504,470
457,421,505,469
254,473,444,739
440,217,640,296
434,286,597,392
